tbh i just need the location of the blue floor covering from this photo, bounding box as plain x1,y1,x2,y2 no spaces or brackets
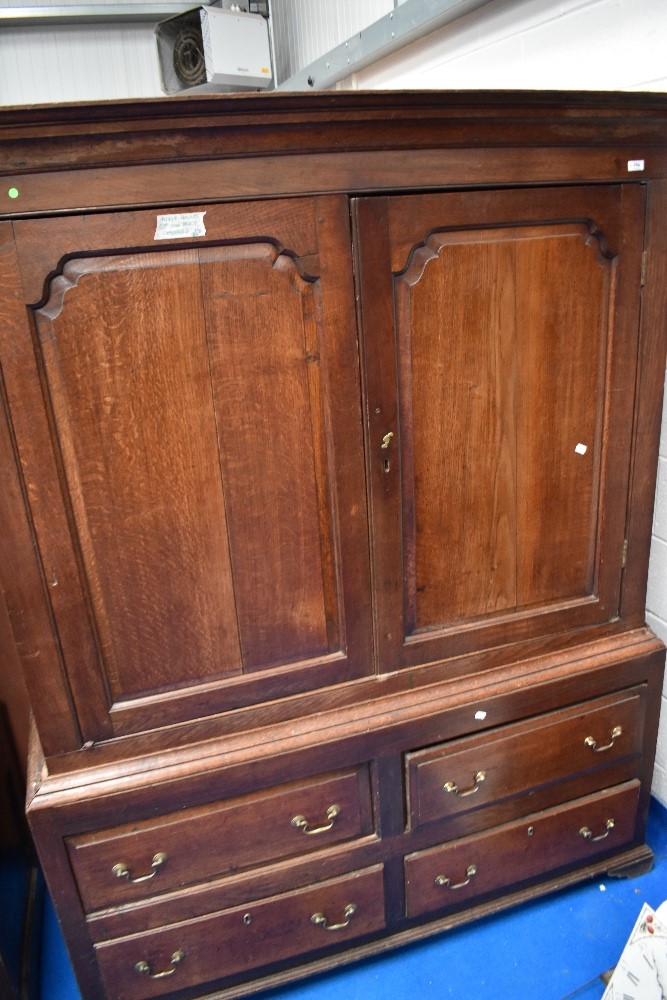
11,797,666,1000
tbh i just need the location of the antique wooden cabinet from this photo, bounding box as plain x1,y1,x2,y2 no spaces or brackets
1,91,666,1000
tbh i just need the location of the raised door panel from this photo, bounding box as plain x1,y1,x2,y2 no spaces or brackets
35,250,243,699
5,197,371,744
355,186,644,672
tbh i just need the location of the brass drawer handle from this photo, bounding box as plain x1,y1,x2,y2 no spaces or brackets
311,903,357,931
443,771,486,797
434,864,478,890
579,818,615,842
135,949,184,979
112,852,167,883
291,804,341,835
584,725,622,753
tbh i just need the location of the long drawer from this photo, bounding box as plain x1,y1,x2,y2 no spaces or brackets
404,781,640,918
406,689,644,829
94,865,386,1000
68,767,372,912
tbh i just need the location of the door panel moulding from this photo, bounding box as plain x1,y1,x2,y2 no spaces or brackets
277,0,495,91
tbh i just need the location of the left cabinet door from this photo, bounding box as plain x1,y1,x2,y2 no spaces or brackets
0,196,372,748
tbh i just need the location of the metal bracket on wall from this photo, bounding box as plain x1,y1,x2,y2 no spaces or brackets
277,0,494,91
0,3,200,25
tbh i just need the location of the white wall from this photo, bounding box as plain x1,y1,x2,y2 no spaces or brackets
0,0,173,104
0,25,165,105
344,0,667,806
344,0,667,91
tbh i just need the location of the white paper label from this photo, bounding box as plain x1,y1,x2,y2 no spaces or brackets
627,159,645,172
474,710,487,721
575,442,588,455
154,212,206,240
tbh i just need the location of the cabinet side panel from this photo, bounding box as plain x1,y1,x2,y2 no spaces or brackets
622,179,667,621
34,251,243,698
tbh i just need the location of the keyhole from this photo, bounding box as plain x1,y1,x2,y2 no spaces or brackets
381,430,393,473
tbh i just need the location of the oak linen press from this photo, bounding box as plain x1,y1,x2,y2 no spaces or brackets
0,90,666,1000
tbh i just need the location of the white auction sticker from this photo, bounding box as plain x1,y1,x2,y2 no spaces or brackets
154,212,206,240
627,159,645,172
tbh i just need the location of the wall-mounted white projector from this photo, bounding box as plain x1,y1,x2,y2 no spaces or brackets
156,5,272,95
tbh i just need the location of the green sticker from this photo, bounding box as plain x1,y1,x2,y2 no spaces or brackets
7,187,19,199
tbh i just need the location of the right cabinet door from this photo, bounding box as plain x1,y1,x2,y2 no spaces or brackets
353,185,645,672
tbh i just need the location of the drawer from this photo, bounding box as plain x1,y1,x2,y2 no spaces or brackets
68,767,372,913
404,780,639,919
406,689,644,829
94,865,385,1000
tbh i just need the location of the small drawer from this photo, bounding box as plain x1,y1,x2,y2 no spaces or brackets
68,767,372,913
404,780,639,919
94,865,385,1000
406,690,644,829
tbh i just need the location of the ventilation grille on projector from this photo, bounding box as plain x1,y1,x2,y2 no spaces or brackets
173,20,206,87
157,10,206,93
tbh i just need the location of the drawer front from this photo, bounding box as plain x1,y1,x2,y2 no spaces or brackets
406,690,644,829
95,865,385,1000
404,781,639,918
68,767,372,913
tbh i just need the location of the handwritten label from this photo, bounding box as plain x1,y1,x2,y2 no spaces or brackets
154,212,206,240
627,159,645,172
